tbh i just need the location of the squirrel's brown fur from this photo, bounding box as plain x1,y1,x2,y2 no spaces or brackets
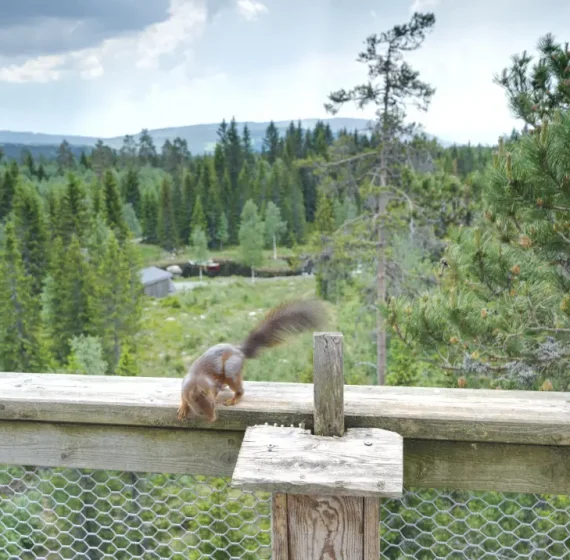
177,299,326,423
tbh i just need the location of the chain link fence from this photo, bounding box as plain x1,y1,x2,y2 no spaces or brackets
0,465,569,559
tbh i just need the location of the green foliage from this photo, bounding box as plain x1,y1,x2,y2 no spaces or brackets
238,200,265,278
494,32,570,129
102,169,129,242
314,187,335,234
67,335,108,376
122,167,141,214
390,110,570,389
191,227,209,270
58,173,90,244
157,178,179,251
216,212,229,250
141,189,159,243
90,232,143,372
263,201,286,255
0,220,45,372
0,161,19,220
191,195,207,238
116,345,139,377
123,203,142,238
11,181,50,295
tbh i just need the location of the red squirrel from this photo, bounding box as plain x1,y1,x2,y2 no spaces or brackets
177,299,326,423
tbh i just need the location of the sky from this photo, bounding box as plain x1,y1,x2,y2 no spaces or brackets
0,0,568,145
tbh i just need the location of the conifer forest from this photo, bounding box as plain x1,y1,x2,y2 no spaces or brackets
1,7,570,559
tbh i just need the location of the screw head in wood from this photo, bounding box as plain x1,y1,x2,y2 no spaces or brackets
364,440,373,446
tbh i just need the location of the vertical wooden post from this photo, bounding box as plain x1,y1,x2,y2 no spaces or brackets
271,332,381,559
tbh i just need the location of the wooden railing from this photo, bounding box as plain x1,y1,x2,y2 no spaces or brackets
0,368,568,495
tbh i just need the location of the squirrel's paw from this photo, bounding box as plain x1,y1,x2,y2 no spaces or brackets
177,404,189,420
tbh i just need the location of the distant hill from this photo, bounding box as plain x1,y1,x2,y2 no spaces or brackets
0,118,374,159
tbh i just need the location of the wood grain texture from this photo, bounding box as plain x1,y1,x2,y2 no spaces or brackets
287,494,364,560
272,493,289,560
313,332,344,438
404,439,570,494
232,425,403,498
0,419,567,493
0,372,569,446
0,420,242,476
363,498,380,560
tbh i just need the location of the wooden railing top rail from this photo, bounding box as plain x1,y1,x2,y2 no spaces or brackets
1,372,569,447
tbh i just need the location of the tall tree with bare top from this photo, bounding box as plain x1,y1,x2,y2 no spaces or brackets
324,12,436,384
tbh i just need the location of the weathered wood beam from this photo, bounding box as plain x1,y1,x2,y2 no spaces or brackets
0,372,569,446
0,420,568,495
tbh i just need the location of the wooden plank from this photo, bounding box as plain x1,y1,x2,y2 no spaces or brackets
0,420,567,494
272,493,289,560
0,420,242,476
232,426,403,498
287,494,364,559
404,439,570,494
0,372,569,446
363,498,380,560
313,332,344,437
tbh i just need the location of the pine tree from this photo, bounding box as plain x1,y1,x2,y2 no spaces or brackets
138,129,157,166
122,167,141,215
264,202,287,259
12,182,49,295
56,140,75,172
494,32,570,130
180,171,196,244
390,109,570,390
242,124,255,167
0,220,45,371
22,149,36,176
102,170,129,242
324,11,436,384
157,178,179,251
238,200,265,283
90,232,142,372
66,335,108,376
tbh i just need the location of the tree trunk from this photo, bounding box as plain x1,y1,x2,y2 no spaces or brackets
377,142,388,386
199,266,203,282
251,266,255,284
273,235,277,260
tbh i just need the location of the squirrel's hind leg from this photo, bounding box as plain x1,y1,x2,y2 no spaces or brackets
223,374,244,407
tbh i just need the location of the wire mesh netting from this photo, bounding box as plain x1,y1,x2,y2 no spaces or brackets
0,465,569,559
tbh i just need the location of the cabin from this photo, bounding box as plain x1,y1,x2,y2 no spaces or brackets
140,266,175,298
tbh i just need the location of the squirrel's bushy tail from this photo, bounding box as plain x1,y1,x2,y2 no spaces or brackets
240,299,327,359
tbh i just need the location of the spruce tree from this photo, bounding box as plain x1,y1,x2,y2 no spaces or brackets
314,188,335,234
42,235,92,362
90,231,142,372
59,173,90,244
0,161,19,221
138,129,158,166
102,169,129,242
116,345,140,377
0,220,45,372
191,195,208,238
122,167,141,215
263,121,280,163
12,182,49,295
141,190,159,244
157,178,179,251
216,212,229,250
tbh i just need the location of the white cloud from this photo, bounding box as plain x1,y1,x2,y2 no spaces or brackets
0,55,64,83
0,0,208,82
410,0,440,12
236,0,268,21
